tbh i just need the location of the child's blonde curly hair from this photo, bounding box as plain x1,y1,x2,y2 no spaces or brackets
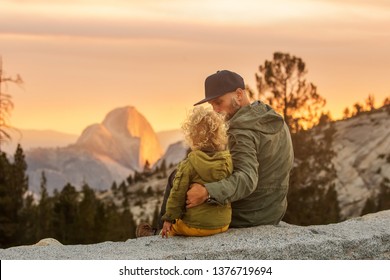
182,107,228,152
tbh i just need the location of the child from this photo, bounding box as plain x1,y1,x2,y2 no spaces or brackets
161,107,232,238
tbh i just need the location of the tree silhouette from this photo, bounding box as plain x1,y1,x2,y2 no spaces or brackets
284,123,340,225
252,52,342,225
343,107,351,119
0,151,12,247
52,183,79,244
37,171,53,240
18,192,37,245
151,204,160,229
365,94,375,111
353,102,363,116
77,183,100,244
160,159,168,178
143,160,151,175
0,148,141,248
255,52,326,132
0,145,29,248
0,57,23,151
361,178,390,215
126,174,134,186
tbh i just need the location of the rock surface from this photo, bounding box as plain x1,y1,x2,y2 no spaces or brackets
332,109,390,218
1,210,389,260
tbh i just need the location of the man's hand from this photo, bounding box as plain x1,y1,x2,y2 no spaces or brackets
186,183,209,208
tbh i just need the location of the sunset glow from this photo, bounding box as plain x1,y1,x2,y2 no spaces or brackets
1,0,389,135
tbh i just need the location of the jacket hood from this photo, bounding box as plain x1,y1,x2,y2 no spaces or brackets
188,150,232,182
229,101,284,134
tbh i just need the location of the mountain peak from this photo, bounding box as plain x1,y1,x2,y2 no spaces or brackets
76,106,163,170
102,106,148,138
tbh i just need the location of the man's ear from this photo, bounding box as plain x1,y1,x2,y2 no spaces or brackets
236,88,245,101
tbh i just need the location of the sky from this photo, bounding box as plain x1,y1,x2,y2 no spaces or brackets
1,0,389,135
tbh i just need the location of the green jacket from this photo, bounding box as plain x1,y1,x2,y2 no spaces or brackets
162,150,233,229
206,101,294,227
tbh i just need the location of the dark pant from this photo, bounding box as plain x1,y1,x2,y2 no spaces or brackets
157,169,177,229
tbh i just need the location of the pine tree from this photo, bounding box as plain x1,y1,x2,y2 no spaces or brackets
365,94,375,111
94,201,108,243
120,209,136,240
10,144,28,208
378,178,390,211
0,151,12,247
77,183,99,244
52,183,79,244
362,177,390,216
18,193,37,245
283,122,340,225
270,59,342,226
143,159,151,176
126,174,133,186
134,171,143,183
0,145,30,247
322,184,341,224
119,181,128,200
103,202,122,241
151,204,160,229
160,159,168,178
37,171,53,240
353,102,363,116
343,107,351,119
111,181,118,196
255,52,326,132
361,197,377,216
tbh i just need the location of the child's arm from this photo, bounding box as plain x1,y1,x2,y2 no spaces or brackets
161,221,172,238
162,160,192,222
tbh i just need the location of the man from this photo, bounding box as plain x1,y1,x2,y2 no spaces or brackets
187,70,294,227
136,70,294,236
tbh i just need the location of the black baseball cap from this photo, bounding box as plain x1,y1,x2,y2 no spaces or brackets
194,70,245,106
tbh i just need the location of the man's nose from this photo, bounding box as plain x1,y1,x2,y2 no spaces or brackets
211,105,220,112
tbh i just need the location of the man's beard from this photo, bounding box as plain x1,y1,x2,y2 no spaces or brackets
223,96,240,120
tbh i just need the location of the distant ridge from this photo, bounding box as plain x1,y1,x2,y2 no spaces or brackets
156,129,184,152
1,129,78,155
25,106,163,193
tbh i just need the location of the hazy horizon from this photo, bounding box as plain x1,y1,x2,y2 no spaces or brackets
1,0,389,134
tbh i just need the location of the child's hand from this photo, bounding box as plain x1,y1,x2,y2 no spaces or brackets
161,221,172,238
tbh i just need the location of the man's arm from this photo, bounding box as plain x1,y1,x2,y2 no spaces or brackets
186,131,259,208
206,130,259,204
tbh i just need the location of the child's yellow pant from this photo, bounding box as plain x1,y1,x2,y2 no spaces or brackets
167,219,229,237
